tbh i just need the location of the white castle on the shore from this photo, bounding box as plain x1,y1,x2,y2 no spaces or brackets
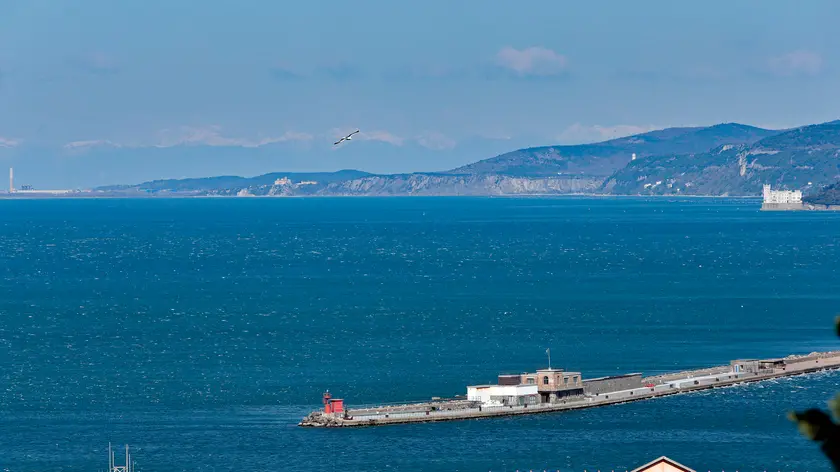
762,184,802,204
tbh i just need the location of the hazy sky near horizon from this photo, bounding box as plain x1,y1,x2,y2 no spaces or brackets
1,0,839,187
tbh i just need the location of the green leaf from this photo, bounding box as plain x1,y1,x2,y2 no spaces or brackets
830,394,840,423
789,409,836,441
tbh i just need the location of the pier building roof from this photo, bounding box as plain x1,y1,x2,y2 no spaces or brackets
583,372,642,382
631,456,696,472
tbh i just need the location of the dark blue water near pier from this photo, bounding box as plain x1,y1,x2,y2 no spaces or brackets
1,197,839,471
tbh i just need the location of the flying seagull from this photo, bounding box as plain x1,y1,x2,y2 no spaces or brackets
334,129,359,146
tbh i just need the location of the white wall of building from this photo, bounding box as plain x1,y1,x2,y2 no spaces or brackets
13,190,73,195
763,184,802,204
466,384,538,404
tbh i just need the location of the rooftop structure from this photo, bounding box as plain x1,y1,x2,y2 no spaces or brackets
533,368,584,402
730,359,761,374
467,365,584,406
631,456,696,472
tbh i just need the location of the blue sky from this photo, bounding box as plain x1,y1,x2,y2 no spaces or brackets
0,0,838,188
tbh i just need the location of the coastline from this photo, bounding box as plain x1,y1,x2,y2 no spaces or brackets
0,192,765,200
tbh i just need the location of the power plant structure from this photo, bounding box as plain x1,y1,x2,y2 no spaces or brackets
5,167,75,195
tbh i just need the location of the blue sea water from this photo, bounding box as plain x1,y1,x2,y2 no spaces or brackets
0,197,839,472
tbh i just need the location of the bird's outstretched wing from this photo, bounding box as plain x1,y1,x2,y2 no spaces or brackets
334,130,358,145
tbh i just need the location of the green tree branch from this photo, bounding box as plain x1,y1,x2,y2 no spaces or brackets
788,316,840,470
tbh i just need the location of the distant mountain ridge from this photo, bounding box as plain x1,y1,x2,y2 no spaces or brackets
601,121,840,196
446,123,780,177
96,120,840,197
98,170,371,193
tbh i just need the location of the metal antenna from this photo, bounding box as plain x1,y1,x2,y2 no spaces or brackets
107,443,134,472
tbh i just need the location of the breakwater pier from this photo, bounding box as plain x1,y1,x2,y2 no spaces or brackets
299,351,840,428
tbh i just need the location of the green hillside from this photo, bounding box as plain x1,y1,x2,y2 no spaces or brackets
601,122,840,196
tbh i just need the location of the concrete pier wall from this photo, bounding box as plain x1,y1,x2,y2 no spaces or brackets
761,202,805,211
299,351,840,428
641,365,731,385
761,203,840,211
583,373,642,395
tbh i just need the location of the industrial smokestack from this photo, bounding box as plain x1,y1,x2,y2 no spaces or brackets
9,167,13,193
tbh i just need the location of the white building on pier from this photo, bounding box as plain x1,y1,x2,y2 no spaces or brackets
466,384,538,406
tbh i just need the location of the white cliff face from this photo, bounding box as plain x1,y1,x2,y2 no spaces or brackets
318,174,602,196
207,173,599,197
267,179,296,196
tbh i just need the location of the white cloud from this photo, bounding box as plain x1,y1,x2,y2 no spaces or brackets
0,137,21,148
767,50,823,77
62,127,313,151
359,130,404,146
155,126,312,148
329,128,405,146
63,139,120,149
65,127,459,153
415,131,456,150
495,46,568,76
556,124,662,144
329,128,458,150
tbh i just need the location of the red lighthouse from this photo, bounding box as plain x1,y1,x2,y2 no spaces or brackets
323,390,344,414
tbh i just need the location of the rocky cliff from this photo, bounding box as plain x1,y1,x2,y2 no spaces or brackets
806,180,840,205
319,173,601,196
449,123,779,178
210,173,601,196
601,122,840,196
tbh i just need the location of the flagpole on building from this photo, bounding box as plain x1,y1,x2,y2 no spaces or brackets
546,348,551,370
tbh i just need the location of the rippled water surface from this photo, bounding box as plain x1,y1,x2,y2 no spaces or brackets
1,197,839,471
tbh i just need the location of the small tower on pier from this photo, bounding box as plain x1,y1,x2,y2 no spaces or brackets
108,443,136,472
